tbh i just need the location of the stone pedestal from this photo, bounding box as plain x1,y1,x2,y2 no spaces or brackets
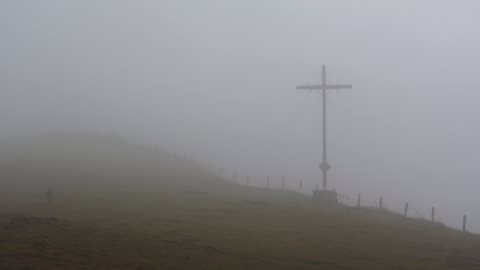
312,190,338,206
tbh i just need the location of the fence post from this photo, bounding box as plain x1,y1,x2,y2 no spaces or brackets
357,193,361,208
431,207,435,222
404,202,409,218
245,176,250,187
298,181,303,193
463,215,467,232
379,197,383,209
233,170,237,183
45,189,53,204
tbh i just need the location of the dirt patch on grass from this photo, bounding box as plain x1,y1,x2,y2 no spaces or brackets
1,214,64,229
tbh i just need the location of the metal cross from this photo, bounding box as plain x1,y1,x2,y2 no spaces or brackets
296,65,352,190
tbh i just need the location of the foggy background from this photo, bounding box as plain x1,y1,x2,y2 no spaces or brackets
1,1,479,232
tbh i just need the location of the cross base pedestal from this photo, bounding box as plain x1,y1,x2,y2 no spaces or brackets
312,189,338,206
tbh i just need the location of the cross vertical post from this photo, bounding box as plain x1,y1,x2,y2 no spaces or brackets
321,66,328,190
296,65,352,191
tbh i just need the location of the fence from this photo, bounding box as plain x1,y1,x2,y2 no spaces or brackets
170,152,474,234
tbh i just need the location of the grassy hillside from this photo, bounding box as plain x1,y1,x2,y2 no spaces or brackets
0,134,479,269
0,133,307,204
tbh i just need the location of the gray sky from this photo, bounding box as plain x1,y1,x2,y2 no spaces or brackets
1,0,480,232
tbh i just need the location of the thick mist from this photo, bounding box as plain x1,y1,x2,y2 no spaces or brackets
1,1,479,232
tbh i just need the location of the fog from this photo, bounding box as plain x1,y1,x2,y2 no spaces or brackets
1,1,480,232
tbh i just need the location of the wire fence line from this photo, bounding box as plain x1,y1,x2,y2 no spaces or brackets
165,149,474,234
206,163,472,234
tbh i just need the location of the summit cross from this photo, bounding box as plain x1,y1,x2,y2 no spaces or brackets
296,65,352,191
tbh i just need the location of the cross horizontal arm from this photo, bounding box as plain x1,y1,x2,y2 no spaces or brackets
296,84,352,90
